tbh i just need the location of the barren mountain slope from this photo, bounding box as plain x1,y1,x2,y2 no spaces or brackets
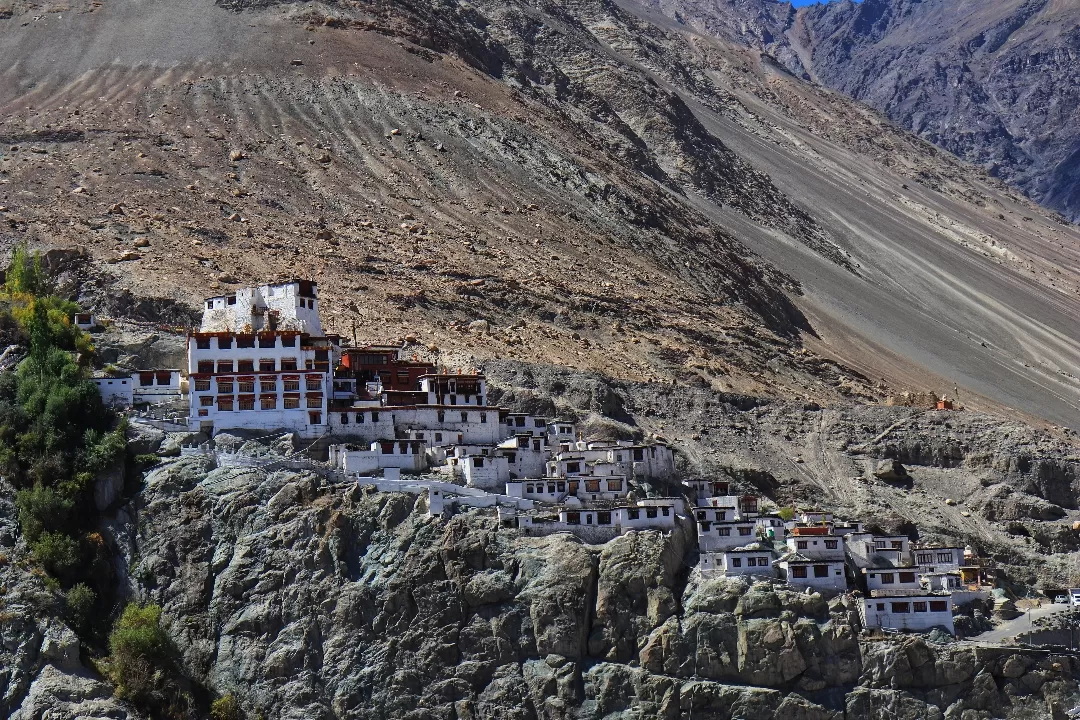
2,0,1080,427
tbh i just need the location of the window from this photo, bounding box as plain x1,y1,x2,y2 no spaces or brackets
717,511,726,521
892,602,910,614
825,540,838,549
566,512,580,525
899,572,916,583
891,541,903,550
739,527,752,536
217,360,234,373
238,360,254,372
881,573,895,584
284,397,300,409
913,602,927,613
219,337,232,350
218,381,234,393
200,396,214,407
283,379,300,391
259,336,276,348
814,565,829,578
259,359,276,372
371,411,379,422
460,411,468,422
434,432,442,442
929,601,948,612
607,480,622,492
628,509,640,520
633,448,644,462
875,541,886,549
938,552,953,563
261,379,277,393
437,410,445,422
139,372,154,386
237,336,254,349
732,558,742,568
473,458,484,468
759,558,769,566
307,396,322,409
646,507,657,519
796,541,808,550
238,381,254,393
480,412,487,423
194,379,211,391
535,419,545,428
747,558,757,567
718,528,731,536
283,335,298,347
281,358,298,371
567,462,581,474
340,413,349,425
876,603,885,611
226,295,236,305
205,300,213,309
308,411,323,425
598,511,611,525
198,361,214,374
307,377,322,391
239,397,255,411
217,397,234,411
662,507,670,516
261,396,276,410
792,566,807,579
355,413,364,423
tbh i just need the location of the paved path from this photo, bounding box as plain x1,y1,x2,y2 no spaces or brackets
966,603,1070,645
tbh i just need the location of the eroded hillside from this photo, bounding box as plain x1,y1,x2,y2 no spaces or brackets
1,0,1080,429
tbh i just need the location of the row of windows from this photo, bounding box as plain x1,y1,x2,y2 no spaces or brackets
564,506,672,525
198,379,319,393
873,572,917,584
875,540,906,550
210,397,322,411
874,601,949,614
795,539,839,550
508,417,548,428
916,552,956,564
790,565,834,579
195,335,300,350
196,359,305,373
730,557,770,568
707,526,754,537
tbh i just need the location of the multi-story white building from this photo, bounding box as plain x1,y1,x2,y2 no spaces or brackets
912,546,965,573
188,281,338,437
860,594,954,634
864,567,922,595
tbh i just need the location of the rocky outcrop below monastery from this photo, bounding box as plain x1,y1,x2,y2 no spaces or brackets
3,444,1080,719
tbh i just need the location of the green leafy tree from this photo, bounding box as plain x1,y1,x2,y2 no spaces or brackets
5,243,48,296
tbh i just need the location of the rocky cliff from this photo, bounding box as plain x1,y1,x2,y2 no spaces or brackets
8,453,1080,719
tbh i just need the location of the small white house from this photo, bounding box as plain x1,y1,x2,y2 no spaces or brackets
860,595,954,634
94,375,133,407
786,532,845,561
73,312,97,330
698,519,759,552
131,369,183,405
328,440,428,475
700,547,776,578
845,533,912,569
912,547,965,573
778,557,847,592
459,453,510,491
864,567,921,595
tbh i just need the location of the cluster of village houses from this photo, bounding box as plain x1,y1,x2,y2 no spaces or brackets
89,280,994,636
